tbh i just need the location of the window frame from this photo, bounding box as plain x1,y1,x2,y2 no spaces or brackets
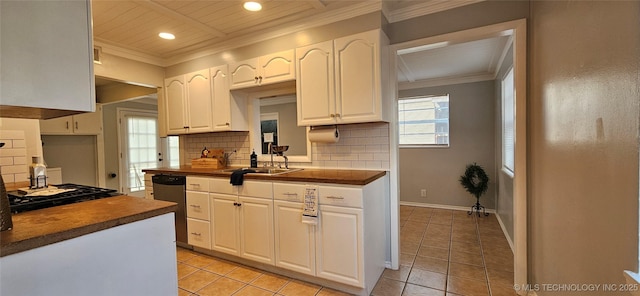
502,66,515,177
398,94,450,148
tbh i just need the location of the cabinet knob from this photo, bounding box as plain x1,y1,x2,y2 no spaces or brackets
330,114,335,118
75,122,79,129
183,126,189,129
225,122,230,126
66,121,70,130
258,76,263,84
335,113,341,118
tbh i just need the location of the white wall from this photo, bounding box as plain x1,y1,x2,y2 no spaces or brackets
0,118,43,183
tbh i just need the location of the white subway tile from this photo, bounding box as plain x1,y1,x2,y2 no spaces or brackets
12,139,26,148
0,157,13,166
2,164,27,174
14,173,29,182
0,130,25,140
1,174,14,183
357,153,374,160
0,148,26,157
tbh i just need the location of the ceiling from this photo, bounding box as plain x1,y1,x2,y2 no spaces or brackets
92,0,507,91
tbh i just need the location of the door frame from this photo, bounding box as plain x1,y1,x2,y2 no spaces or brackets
389,19,528,290
116,108,159,196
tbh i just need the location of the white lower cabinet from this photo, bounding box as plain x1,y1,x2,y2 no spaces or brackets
186,190,211,249
273,182,315,275
315,205,363,286
187,175,386,295
210,180,274,265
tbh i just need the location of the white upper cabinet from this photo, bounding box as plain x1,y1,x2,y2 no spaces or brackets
210,65,249,132
40,104,103,135
229,50,295,90
0,0,95,118
296,30,390,126
164,69,213,135
296,41,336,126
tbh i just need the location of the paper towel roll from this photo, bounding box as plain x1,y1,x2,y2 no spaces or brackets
308,127,339,143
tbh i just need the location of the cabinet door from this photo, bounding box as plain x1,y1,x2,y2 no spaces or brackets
187,218,211,249
274,200,315,275
239,196,274,264
296,41,336,126
164,76,188,135
316,205,364,287
259,50,295,85
40,116,73,135
211,194,240,255
210,65,232,131
185,69,213,133
72,104,103,135
334,30,382,124
229,59,258,89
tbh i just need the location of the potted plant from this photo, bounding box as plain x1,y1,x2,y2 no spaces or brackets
459,162,489,216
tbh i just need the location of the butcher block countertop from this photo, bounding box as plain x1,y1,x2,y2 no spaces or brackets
143,166,387,186
0,195,177,257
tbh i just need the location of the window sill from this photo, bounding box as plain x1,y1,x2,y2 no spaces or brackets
502,167,514,178
623,270,640,296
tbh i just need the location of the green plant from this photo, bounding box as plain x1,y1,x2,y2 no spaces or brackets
459,163,489,200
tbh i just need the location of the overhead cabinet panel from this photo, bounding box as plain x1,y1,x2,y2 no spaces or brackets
229,50,295,90
296,41,336,126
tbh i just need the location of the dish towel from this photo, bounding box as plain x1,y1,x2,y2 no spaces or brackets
302,186,318,225
230,169,255,186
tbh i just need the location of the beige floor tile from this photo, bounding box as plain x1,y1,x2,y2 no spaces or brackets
184,254,218,268
412,207,433,215
177,262,199,280
317,287,354,296
371,278,406,296
202,258,239,275
450,249,484,267
451,232,479,244
382,265,411,282
447,275,489,296
484,253,514,272
197,277,245,296
417,245,449,260
403,221,428,232
489,283,519,296
234,285,275,296
401,231,424,243
178,288,192,296
408,213,432,223
429,216,453,226
402,283,446,296
278,280,321,296
400,253,416,266
450,241,482,255
401,240,421,255
177,248,198,262
422,237,451,249
226,266,263,283
448,262,486,281
486,268,514,287
407,268,447,290
178,270,221,293
250,273,290,292
413,256,449,274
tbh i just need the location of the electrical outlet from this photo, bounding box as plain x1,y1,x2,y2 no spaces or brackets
420,189,427,198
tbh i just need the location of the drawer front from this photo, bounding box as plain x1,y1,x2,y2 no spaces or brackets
187,218,211,249
186,191,210,220
210,178,237,195
273,182,306,202
186,176,210,192
319,186,363,208
238,180,273,199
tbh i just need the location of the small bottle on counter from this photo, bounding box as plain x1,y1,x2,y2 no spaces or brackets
250,150,258,168
29,156,47,189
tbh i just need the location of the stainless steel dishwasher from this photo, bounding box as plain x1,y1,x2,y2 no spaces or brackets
152,175,188,248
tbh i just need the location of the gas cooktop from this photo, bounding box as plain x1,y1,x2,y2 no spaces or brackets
7,184,120,213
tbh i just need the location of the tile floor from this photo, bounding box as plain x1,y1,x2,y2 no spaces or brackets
176,206,516,296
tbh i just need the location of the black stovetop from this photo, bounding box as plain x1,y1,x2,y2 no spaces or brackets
7,184,119,213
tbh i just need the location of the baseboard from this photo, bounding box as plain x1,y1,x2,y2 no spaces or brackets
385,261,392,269
400,201,496,214
495,213,515,253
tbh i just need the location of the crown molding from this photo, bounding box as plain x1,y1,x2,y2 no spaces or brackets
94,40,167,67
384,0,484,23
398,73,495,90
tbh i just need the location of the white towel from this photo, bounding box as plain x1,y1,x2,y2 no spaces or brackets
302,186,318,225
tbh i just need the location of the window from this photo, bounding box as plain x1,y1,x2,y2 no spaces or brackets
398,95,450,146
502,67,515,174
118,109,159,196
260,112,279,154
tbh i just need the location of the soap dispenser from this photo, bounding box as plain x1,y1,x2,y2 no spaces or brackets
250,150,258,168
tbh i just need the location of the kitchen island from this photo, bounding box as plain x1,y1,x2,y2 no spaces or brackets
0,195,179,296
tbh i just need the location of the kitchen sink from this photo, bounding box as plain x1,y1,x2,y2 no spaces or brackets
219,168,303,175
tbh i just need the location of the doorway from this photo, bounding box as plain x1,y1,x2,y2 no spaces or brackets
117,108,159,197
389,19,528,289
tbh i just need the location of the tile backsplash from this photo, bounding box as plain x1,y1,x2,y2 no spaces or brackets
0,130,28,183
182,122,390,170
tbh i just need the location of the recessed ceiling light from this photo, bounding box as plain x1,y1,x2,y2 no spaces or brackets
243,1,262,12
158,32,175,40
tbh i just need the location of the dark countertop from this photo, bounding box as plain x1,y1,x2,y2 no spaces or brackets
143,166,387,186
0,195,177,257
